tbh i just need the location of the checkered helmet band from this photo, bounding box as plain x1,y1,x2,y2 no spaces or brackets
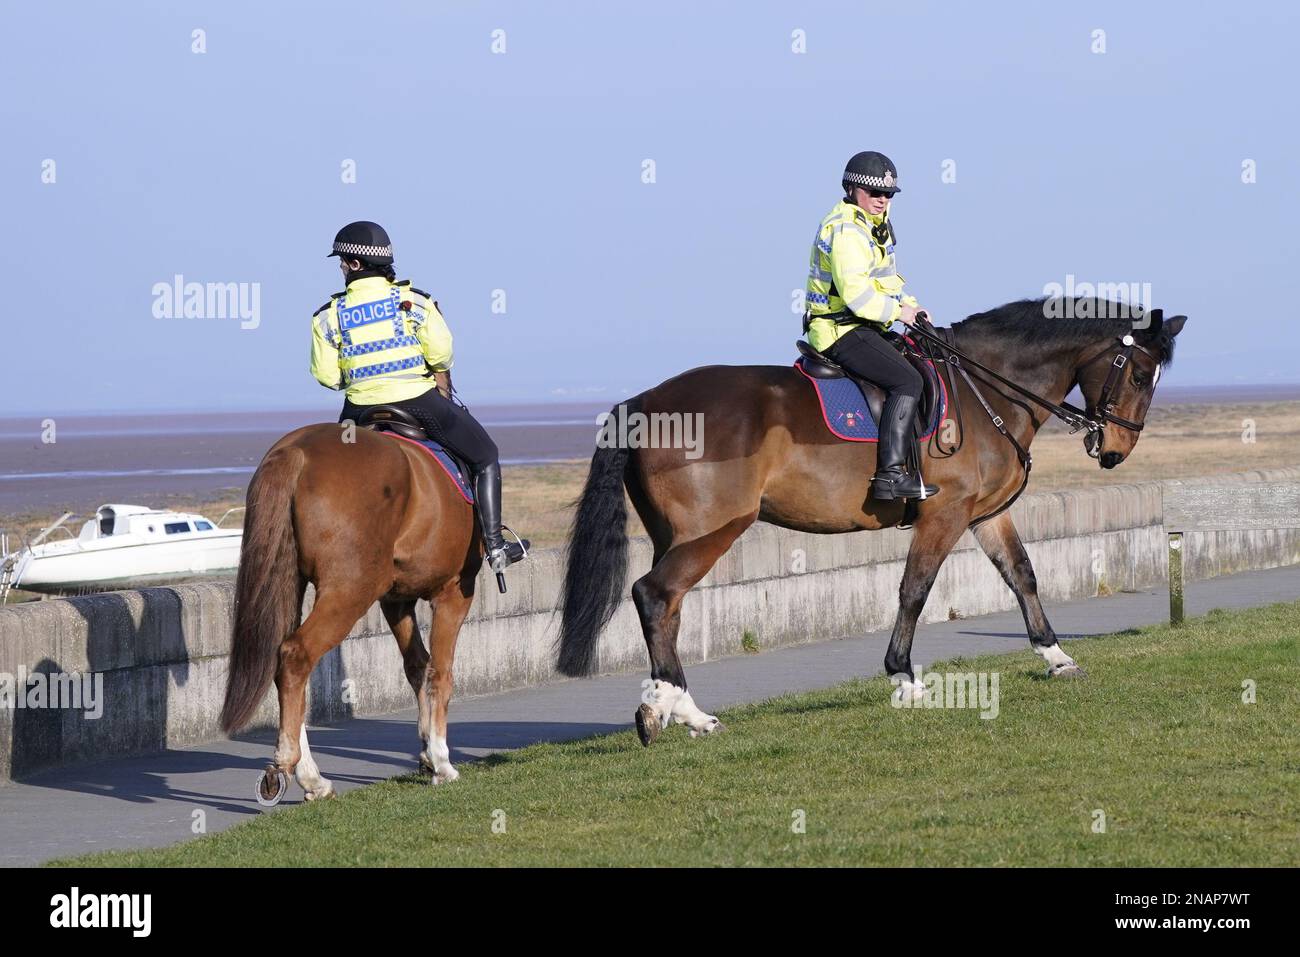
843,170,898,190
332,241,393,258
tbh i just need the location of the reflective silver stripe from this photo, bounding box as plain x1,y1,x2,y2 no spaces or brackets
832,221,874,244
370,371,426,382
846,287,882,314
869,262,897,278
315,314,337,347
808,264,833,282
345,372,429,386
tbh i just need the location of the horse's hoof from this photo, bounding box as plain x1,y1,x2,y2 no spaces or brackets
418,751,436,775
431,765,460,786
689,717,724,738
304,782,336,802
1050,663,1087,679
892,681,925,704
255,764,289,808
635,704,660,747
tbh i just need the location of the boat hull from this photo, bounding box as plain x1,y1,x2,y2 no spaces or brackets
13,533,242,594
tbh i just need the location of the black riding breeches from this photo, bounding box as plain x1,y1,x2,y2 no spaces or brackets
340,388,499,471
822,325,923,399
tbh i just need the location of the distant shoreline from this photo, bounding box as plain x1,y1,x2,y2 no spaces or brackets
5,383,1300,421
3,389,1298,515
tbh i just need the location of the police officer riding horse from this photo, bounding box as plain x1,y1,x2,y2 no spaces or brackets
805,151,939,502
310,221,529,575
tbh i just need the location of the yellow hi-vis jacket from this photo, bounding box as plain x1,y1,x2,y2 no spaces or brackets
804,199,918,353
310,276,454,405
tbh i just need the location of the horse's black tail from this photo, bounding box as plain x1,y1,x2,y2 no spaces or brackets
556,405,635,677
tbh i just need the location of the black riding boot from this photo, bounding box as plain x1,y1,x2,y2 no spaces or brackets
871,394,940,501
473,461,529,570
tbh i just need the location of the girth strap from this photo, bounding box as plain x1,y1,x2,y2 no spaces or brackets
907,322,1032,527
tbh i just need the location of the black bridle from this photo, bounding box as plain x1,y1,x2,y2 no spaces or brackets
904,314,1159,523
1081,337,1160,429
910,315,1157,443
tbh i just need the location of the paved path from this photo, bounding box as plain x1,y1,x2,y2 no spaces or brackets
2,564,1296,866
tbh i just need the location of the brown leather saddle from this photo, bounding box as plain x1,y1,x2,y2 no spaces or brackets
355,405,427,441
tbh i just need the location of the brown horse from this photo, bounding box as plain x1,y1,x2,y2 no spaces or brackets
219,418,481,803
557,298,1187,744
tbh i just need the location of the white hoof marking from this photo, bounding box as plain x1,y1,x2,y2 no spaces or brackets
291,724,334,799
1035,642,1079,676
425,734,458,785
431,765,460,786
891,677,926,704
640,681,722,736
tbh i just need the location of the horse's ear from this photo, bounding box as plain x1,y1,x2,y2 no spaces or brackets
1164,315,1188,337
1137,308,1163,339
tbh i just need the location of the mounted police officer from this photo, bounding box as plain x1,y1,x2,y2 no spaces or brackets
804,151,939,501
310,221,528,571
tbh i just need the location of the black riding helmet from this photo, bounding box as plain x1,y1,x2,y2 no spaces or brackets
843,151,900,195
327,221,394,265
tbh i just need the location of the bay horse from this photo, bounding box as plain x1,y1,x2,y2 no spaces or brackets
220,413,481,803
557,297,1187,744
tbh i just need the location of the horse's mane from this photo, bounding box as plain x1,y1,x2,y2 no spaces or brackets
953,297,1178,367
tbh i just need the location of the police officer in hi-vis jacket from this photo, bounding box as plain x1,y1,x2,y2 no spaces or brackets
310,220,528,571
804,151,940,501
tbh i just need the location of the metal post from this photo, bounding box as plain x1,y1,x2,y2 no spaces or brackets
1168,532,1184,625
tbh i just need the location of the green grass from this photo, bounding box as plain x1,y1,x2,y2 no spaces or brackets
54,602,1300,867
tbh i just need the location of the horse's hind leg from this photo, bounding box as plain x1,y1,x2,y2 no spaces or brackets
273,586,376,801
630,511,757,745
381,598,435,770
973,512,1083,677
422,578,474,785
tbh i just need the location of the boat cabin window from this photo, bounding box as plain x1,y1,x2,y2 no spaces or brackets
164,521,192,535
194,520,214,531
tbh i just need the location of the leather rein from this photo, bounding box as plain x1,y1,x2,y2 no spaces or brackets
904,314,1159,525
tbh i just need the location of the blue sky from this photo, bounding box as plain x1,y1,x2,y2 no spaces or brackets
2,0,1296,414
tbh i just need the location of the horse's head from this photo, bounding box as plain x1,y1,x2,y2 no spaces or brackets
1075,308,1187,468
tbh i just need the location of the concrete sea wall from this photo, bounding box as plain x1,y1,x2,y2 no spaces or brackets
2,467,1298,783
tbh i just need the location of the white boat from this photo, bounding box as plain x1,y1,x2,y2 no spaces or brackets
0,504,243,600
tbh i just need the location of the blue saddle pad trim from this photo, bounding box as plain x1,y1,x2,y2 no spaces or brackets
383,433,475,503
795,359,947,443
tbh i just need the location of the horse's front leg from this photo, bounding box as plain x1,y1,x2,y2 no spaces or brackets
884,512,970,701
972,513,1084,677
